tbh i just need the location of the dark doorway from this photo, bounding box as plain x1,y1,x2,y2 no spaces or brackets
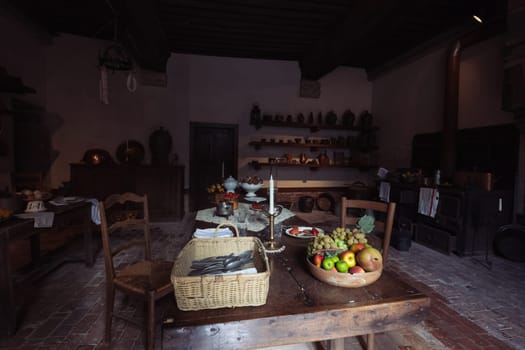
189,122,238,211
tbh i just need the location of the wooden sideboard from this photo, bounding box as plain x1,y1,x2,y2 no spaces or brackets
69,164,184,221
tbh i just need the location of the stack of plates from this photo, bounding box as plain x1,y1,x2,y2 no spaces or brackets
193,228,234,238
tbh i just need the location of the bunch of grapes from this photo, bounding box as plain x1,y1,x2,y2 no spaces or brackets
307,227,369,256
331,227,368,246
307,233,337,255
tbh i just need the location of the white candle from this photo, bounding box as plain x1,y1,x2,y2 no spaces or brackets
269,175,274,214
498,198,502,212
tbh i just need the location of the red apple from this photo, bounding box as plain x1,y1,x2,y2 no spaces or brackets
350,243,366,253
339,250,356,268
312,254,324,267
349,265,365,274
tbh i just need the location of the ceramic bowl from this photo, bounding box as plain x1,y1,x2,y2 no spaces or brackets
306,258,382,288
240,182,263,197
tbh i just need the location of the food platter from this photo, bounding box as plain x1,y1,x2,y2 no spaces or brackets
285,226,324,239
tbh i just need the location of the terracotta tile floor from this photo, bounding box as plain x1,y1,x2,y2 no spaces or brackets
0,213,524,350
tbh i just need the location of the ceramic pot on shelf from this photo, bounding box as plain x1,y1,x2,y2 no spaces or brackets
299,153,307,164
318,151,330,166
149,127,172,166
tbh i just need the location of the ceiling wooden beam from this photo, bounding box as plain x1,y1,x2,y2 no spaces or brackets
299,0,399,80
108,0,171,72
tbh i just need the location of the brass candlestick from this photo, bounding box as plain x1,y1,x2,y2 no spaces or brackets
263,206,285,253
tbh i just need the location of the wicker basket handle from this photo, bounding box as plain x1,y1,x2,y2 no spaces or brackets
216,221,239,237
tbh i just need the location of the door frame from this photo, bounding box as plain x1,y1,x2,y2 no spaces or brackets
189,122,239,211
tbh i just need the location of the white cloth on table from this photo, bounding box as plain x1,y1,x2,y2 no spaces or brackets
379,181,391,202
196,203,295,232
15,211,55,228
418,187,439,218
49,197,101,224
85,198,101,225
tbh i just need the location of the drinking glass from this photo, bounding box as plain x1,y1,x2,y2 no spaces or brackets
236,209,249,236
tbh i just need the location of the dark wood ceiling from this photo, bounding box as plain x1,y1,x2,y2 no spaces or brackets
7,0,507,79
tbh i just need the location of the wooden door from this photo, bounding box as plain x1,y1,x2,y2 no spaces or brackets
189,123,238,211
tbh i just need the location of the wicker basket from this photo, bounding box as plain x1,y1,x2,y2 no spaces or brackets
171,222,270,311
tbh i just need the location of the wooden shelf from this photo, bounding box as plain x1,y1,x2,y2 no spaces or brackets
250,120,378,133
248,141,378,152
249,141,349,150
249,161,376,171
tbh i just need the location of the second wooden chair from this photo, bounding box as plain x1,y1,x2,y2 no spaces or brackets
99,192,174,350
340,197,397,350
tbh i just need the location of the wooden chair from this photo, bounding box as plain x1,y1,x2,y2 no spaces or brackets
99,192,173,350
340,197,397,350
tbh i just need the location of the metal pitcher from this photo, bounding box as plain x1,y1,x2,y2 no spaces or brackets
215,200,233,217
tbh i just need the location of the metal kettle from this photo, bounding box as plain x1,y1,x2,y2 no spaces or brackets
215,200,234,217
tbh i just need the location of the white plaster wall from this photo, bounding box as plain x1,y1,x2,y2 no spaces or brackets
371,46,447,170
45,34,178,189
372,36,514,170
372,35,519,213
42,37,373,189
458,37,514,128
169,54,373,188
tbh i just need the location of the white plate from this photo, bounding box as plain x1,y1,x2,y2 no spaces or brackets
244,196,267,203
193,228,234,238
64,197,84,203
285,226,324,239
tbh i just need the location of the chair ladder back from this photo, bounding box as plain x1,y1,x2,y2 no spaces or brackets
103,193,152,261
382,201,396,263
99,201,117,280
340,197,397,263
99,192,170,350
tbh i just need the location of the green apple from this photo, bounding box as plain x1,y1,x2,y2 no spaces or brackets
330,255,340,263
335,260,349,273
321,257,335,270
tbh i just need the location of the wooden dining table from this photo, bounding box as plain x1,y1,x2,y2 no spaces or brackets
0,201,95,337
162,212,431,350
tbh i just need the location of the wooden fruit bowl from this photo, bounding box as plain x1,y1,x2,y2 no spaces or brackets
306,258,382,288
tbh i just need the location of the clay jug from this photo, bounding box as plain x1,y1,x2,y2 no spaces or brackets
318,151,330,166
149,127,172,166
299,153,307,164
